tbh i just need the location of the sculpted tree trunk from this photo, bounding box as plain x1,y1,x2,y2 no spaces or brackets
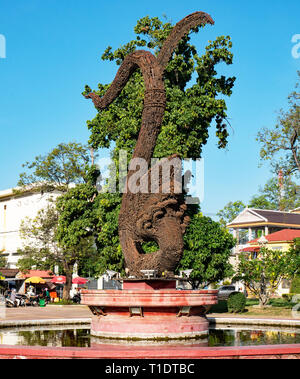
85,12,214,278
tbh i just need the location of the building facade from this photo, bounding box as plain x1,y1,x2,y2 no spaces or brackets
0,188,59,268
227,208,300,296
227,208,300,264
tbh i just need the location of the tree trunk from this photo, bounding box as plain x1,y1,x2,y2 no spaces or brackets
63,262,74,300
258,274,269,308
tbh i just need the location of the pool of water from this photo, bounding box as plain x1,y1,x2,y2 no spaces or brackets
0,325,300,347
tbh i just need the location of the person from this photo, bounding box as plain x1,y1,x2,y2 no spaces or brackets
43,288,50,303
4,288,10,299
49,289,58,303
27,285,35,297
10,289,16,304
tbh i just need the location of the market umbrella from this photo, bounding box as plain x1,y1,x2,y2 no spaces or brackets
72,277,88,284
51,275,66,284
24,276,45,284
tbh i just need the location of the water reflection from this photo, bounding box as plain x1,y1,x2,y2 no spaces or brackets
209,326,300,347
0,325,90,347
0,326,299,348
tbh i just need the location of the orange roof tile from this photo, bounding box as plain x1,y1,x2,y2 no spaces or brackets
249,229,300,244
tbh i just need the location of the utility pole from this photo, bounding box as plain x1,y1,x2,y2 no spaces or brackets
278,169,285,211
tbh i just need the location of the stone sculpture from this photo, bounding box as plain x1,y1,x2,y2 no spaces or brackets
85,12,214,277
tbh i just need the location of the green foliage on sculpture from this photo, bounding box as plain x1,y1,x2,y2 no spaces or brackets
177,214,236,289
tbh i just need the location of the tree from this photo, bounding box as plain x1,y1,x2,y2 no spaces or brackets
18,142,94,193
81,15,235,273
249,177,300,211
17,196,97,300
177,214,235,289
16,142,101,299
257,71,300,177
217,201,246,227
0,251,7,268
217,176,300,221
234,246,299,308
84,16,235,161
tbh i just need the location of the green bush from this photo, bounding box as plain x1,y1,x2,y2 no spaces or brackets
227,292,246,313
290,276,300,294
282,293,300,304
208,300,228,313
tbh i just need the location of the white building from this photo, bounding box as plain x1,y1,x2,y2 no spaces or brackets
0,188,59,268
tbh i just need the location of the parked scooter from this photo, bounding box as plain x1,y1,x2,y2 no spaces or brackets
72,293,81,304
28,295,39,306
5,297,17,308
15,294,27,307
5,289,18,307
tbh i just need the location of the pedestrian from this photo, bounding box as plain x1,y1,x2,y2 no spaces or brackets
49,289,57,303
43,288,50,303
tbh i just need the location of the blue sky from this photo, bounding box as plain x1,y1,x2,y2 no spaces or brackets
0,0,299,217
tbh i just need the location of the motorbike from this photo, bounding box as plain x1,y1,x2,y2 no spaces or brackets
5,297,17,308
72,293,81,304
28,295,39,306
15,294,27,307
5,293,28,307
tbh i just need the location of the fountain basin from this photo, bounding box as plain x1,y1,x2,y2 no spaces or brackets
81,280,218,340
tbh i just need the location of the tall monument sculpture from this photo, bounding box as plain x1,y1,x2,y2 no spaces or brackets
82,12,218,341
85,11,214,278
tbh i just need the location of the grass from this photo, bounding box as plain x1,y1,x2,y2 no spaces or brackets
208,297,298,319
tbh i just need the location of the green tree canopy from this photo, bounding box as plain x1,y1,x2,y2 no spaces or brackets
248,176,300,211
217,200,246,227
177,214,235,289
0,251,7,269
16,144,100,299
17,203,97,300
18,142,94,193
257,71,300,177
234,245,300,308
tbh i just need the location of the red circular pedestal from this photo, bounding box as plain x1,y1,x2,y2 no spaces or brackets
81,280,218,340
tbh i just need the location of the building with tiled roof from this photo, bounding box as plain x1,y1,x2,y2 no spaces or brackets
246,229,300,246
227,208,300,258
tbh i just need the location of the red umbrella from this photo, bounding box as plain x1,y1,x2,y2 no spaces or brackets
72,277,88,284
51,275,66,284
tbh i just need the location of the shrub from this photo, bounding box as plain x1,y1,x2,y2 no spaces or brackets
208,300,228,313
227,292,246,313
290,276,300,294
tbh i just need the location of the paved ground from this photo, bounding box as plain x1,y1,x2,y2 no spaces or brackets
0,304,91,323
